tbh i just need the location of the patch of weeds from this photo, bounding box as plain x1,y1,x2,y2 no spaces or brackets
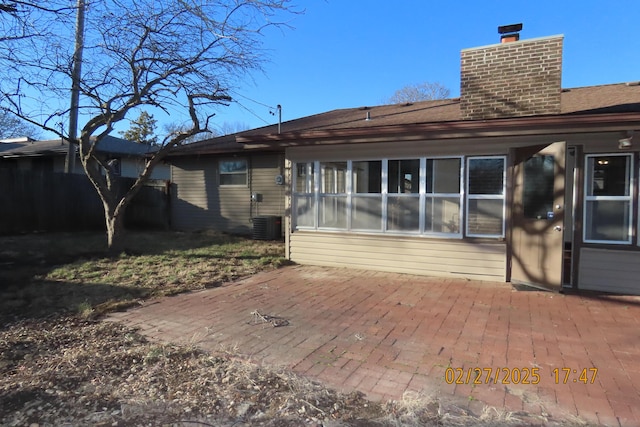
144,346,166,364
272,257,293,268
0,231,286,322
76,301,94,319
238,249,255,258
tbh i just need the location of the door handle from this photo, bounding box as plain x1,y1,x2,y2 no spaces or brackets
553,225,562,231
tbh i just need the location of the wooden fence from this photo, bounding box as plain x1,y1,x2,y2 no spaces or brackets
0,168,170,234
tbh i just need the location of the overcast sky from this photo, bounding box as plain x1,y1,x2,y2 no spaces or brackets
208,0,640,132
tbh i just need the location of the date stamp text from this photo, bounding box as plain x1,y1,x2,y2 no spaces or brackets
444,367,598,385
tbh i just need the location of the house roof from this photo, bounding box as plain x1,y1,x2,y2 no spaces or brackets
168,82,640,156
0,135,158,158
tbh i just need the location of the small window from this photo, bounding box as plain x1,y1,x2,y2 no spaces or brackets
106,157,121,176
523,155,555,219
466,157,506,237
219,159,247,186
584,154,633,244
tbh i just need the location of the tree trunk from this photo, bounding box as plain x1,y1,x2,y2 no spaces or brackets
105,209,126,255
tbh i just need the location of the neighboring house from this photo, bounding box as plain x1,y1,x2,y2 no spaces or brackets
170,31,640,295
0,135,169,180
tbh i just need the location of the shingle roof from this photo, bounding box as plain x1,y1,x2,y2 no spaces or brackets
169,82,640,156
0,135,158,158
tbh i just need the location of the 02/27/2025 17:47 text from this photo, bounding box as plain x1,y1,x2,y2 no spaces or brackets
444,367,598,385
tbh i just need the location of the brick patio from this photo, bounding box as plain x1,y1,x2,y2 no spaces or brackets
106,265,640,426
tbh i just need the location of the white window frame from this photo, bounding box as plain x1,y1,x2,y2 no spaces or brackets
583,153,633,245
218,158,247,187
318,161,348,230
350,159,383,232
465,156,506,238
292,156,505,241
385,158,422,234
292,162,317,229
424,156,464,238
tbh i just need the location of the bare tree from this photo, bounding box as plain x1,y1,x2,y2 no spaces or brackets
218,121,251,136
163,122,217,144
163,120,250,143
387,82,451,104
0,110,40,139
0,0,297,252
0,1,77,42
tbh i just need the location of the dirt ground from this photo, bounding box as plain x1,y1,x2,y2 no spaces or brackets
2,315,568,426
0,232,586,426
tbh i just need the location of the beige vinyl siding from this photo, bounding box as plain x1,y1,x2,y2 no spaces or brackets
171,158,226,231
171,154,284,234
290,232,506,280
578,248,640,295
249,154,286,224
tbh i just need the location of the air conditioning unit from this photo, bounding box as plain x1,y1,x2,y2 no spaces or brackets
252,215,282,240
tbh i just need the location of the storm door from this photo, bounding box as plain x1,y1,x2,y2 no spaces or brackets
509,142,566,290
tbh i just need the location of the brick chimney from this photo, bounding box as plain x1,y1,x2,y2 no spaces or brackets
460,30,563,120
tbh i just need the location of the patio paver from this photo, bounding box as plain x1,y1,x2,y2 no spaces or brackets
105,265,640,426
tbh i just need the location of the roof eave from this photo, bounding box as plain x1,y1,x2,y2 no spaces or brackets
236,112,640,146
164,144,284,158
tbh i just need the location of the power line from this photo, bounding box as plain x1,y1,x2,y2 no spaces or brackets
231,91,276,111
234,100,271,126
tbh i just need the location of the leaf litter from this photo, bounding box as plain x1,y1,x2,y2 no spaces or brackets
0,232,588,426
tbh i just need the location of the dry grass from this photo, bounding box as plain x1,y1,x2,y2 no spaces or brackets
0,230,287,319
0,231,591,426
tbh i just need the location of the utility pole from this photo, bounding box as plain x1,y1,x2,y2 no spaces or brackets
64,0,86,173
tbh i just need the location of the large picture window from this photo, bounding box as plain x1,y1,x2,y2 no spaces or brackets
292,156,493,240
584,154,633,244
466,157,506,237
219,159,247,186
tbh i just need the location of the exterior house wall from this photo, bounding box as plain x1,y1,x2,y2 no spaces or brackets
250,154,287,219
171,153,285,234
290,232,506,280
286,137,513,281
574,135,640,295
285,131,640,292
578,248,640,295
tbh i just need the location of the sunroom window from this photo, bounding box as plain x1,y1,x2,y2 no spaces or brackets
293,157,501,240
387,159,420,232
294,162,315,228
425,158,462,235
318,161,347,229
351,160,382,231
584,154,633,244
466,157,506,237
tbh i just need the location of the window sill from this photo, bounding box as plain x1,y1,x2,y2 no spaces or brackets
292,228,508,243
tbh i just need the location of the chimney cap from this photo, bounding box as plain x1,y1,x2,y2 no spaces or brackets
498,23,523,34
